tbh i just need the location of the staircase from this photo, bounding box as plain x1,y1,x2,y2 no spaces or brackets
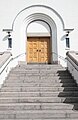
0,63,78,119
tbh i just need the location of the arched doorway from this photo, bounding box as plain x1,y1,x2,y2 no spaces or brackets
12,5,73,66
13,5,63,64
26,21,51,64
24,13,57,64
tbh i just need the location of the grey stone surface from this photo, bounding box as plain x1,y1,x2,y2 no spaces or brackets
0,51,12,68
0,63,78,119
67,51,78,66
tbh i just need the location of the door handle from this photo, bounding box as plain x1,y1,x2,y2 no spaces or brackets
36,50,41,52
39,50,41,52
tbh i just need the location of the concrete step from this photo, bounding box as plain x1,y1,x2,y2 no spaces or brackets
9,70,70,75
10,70,69,74
14,68,66,74
5,78,74,83
11,68,65,73
17,63,63,68
17,67,65,71
8,74,72,79
0,103,74,110
1,64,78,119
0,110,78,119
1,86,78,92
1,118,78,120
3,82,76,87
12,66,66,69
0,97,78,103
2,118,78,120
0,91,78,97
10,70,58,74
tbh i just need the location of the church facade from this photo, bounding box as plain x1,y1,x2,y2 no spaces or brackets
0,0,77,66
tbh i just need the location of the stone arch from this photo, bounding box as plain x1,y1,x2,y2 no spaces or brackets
12,5,65,63
26,19,51,34
12,5,65,30
24,13,57,63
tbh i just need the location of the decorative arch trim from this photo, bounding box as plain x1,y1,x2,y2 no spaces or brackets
23,13,57,63
12,5,65,30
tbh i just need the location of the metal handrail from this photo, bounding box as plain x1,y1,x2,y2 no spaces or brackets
0,51,67,75
0,58,13,75
52,52,67,62
12,52,26,60
0,52,26,75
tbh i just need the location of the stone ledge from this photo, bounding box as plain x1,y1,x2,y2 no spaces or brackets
66,51,78,66
0,52,12,68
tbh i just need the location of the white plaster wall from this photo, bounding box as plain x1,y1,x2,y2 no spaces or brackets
0,0,78,66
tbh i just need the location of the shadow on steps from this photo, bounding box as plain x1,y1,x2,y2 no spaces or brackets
57,70,78,111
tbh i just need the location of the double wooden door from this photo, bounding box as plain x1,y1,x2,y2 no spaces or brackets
27,37,51,63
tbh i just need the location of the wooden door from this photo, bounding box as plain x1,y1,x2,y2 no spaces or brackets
27,37,50,63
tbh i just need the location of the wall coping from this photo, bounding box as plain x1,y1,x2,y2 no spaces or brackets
66,51,78,66
0,52,12,68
